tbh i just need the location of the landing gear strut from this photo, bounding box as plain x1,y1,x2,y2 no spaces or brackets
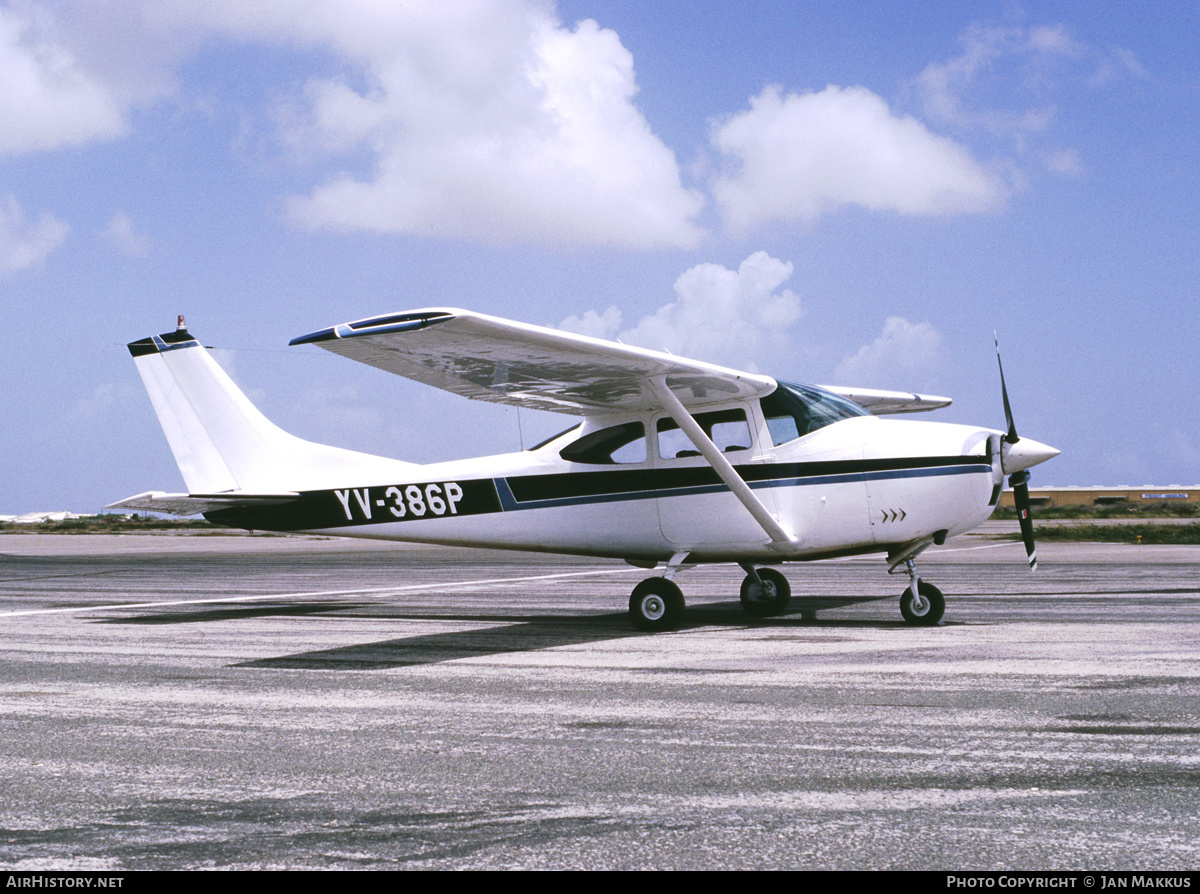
739,565,791,618
898,559,944,626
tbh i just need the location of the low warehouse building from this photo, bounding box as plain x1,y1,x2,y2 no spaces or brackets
999,487,1199,508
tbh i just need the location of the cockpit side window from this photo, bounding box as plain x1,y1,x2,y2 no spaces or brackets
761,381,868,446
559,421,647,465
657,408,752,459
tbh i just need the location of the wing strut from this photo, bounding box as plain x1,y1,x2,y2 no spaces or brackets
648,377,795,549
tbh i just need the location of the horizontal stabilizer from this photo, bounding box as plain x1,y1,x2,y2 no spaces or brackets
106,491,300,517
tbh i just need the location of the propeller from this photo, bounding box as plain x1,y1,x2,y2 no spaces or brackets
997,334,1019,446
996,334,1041,571
1009,468,1037,570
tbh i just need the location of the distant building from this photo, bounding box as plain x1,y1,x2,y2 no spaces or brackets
999,487,1198,508
8,511,80,524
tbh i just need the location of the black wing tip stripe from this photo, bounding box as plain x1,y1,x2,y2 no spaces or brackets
291,311,457,346
289,326,337,346
346,311,455,332
127,331,201,357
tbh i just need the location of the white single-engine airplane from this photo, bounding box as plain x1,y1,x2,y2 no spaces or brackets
110,309,1058,630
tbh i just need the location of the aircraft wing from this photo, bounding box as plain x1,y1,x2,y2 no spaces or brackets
106,491,300,517
821,385,951,415
290,308,777,415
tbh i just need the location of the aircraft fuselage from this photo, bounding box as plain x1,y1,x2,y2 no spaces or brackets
206,413,1000,565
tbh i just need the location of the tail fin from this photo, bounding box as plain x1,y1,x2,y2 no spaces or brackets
128,322,412,494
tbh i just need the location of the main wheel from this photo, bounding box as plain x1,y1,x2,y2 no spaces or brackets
740,567,791,618
629,578,686,632
900,581,945,626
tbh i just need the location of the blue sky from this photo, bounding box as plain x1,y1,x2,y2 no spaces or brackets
2,0,1197,514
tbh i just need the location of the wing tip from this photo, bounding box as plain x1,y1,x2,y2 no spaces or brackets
290,310,459,347
288,327,337,347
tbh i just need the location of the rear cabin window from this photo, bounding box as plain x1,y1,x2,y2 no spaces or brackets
761,382,868,446
559,421,647,465
528,424,580,452
657,408,752,460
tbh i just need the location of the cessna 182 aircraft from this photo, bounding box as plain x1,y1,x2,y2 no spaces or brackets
110,309,1058,630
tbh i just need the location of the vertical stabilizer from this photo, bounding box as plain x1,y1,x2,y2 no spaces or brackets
127,323,411,494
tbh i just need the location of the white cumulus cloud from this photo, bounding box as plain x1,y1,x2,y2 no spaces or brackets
557,306,624,341
560,251,802,370
0,5,126,155
100,210,150,257
914,21,1146,173
833,317,942,387
281,9,704,248
0,194,69,277
710,85,1006,235
3,1,703,250
915,22,1066,139
1044,147,1085,178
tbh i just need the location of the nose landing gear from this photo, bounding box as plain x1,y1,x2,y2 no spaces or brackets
898,559,944,626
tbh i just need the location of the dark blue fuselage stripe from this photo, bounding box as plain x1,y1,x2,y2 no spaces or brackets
495,462,991,512
494,477,519,511
771,463,991,491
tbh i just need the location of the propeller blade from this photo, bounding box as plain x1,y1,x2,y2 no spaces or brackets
995,333,1051,570
1010,469,1037,571
995,332,1019,445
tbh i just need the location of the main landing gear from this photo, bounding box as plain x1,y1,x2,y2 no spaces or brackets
628,577,686,632
738,564,791,618
627,563,794,631
628,556,948,630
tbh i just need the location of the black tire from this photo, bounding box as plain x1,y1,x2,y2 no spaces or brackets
740,567,791,618
900,581,945,626
629,578,686,632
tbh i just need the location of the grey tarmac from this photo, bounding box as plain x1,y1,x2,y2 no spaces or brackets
1,532,1198,870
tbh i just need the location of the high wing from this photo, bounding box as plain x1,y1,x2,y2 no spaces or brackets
820,386,951,415
289,308,777,414
291,308,950,416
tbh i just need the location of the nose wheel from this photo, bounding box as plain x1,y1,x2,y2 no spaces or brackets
900,581,944,624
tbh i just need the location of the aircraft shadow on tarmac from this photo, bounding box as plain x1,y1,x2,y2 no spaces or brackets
185,595,898,670
97,602,378,624
94,594,912,670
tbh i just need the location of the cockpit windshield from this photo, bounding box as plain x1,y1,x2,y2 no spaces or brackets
760,381,868,446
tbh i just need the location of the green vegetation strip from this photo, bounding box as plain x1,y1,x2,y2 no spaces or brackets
993,502,1200,520
2,516,224,534
1013,524,1200,545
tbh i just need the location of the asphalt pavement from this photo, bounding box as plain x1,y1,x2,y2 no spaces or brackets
1,533,1198,870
